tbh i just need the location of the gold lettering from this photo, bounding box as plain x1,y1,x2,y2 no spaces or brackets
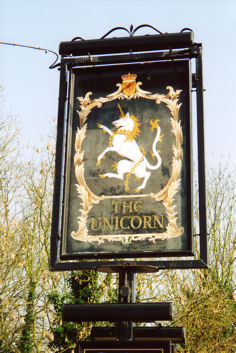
133,200,143,213
122,201,133,213
112,201,122,214
112,200,143,214
143,215,153,229
153,214,164,229
90,213,165,232
91,217,102,230
114,216,119,230
130,216,142,230
120,216,130,229
122,201,136,213
103,217,113,231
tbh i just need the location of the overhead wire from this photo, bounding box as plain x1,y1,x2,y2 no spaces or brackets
0,41,59,69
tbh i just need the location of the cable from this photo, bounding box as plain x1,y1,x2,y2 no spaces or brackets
0,41,59,69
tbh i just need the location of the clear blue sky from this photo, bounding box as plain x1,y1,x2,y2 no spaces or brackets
0,0,235,168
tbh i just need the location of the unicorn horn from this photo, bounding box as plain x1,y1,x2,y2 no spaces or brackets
117,103,125,118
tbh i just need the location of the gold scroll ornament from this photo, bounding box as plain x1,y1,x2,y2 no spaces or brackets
71,74,184,244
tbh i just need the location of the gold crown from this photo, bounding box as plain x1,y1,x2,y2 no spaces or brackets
121,73,137,83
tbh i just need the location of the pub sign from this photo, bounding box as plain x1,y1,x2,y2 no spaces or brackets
59,60,192,259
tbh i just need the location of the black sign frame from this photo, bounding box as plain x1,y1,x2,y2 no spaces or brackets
50,31,207,270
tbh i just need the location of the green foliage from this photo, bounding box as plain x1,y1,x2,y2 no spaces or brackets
0,341,14,353
168,270,235,353
18,280,36,353
0,107,64,352
69,271,100,303
48,271,100,352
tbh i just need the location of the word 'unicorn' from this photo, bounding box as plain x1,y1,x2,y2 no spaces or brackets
97,105,162,192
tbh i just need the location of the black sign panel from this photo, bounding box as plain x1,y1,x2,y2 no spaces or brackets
83,349,164,353
60,60,192,259
78,341,171,353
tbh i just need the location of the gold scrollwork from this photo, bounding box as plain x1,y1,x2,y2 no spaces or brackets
71,79,184,243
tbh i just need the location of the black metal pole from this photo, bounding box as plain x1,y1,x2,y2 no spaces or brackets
117,268,136,342
59,32,194,56
50,63,67,270
62,302,172,322
196,48,208,266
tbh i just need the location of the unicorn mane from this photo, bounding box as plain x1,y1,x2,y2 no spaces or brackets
123,114,141,141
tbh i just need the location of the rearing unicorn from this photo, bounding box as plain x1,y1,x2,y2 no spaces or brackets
97,104,162,192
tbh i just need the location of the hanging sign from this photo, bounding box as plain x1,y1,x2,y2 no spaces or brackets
60,60,192,259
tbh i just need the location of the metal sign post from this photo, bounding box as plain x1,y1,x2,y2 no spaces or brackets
62,265,178,353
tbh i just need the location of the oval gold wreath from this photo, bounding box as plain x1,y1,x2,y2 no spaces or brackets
71,80,184,244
